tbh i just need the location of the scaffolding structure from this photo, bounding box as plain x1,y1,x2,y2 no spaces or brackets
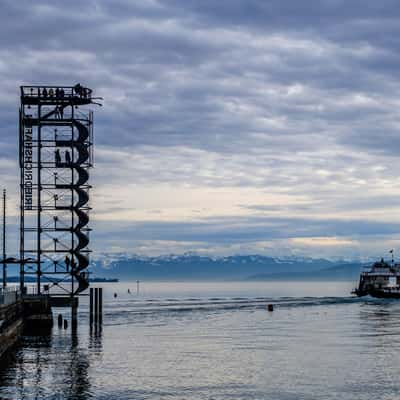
19,85,97,298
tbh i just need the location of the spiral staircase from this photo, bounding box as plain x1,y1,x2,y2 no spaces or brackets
19,85,98,297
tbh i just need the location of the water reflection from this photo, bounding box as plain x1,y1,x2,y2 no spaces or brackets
64,328,91,400
359,300,400,335
0,325,93,400
0,344,19,392
89,323,103,353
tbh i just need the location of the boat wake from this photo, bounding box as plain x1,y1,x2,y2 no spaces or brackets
101,296,369,326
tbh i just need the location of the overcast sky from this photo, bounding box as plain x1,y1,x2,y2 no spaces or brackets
2,0,400,259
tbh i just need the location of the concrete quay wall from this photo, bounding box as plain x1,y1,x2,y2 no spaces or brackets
0,300,24,359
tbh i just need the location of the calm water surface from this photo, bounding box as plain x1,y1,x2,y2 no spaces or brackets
1,281,399,399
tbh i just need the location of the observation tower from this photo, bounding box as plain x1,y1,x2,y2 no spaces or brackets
19,84,100,302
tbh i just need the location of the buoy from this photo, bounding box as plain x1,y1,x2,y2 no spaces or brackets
63,319,68,329
114,292,117,298
268,304,274,312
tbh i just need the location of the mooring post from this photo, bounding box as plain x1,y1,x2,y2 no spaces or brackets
98,287,103,325
89,287,94,326
94,287,99,325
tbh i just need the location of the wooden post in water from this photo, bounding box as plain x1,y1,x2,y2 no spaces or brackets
94,287,99,325
98,287,103,325
89,287,94,326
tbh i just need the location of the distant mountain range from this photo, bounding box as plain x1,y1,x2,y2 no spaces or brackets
89,253,367,281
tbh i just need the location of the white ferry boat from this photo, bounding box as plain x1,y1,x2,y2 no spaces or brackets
353,254,400,298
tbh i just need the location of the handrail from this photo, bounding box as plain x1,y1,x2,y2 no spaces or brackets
20,85,93,99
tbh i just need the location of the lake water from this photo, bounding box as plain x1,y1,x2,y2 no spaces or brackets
1,280,400,399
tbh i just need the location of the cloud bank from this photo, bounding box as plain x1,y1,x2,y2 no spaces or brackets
1,0,400,259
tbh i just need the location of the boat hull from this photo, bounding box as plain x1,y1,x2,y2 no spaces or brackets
368,290,400,299
352,289,368,297
352,288,400,299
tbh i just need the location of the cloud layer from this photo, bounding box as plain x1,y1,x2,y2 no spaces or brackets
2,0,400,259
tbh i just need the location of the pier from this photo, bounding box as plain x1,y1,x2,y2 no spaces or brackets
0,288,22,358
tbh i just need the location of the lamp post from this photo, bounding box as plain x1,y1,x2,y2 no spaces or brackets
2,189,6,288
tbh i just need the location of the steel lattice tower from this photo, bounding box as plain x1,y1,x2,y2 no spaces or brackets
19,85,97,298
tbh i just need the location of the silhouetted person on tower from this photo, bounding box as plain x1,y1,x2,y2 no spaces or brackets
55,149,61,166
54,106,60,119
65,256,71,271
65,150,71,165
74,83,83,97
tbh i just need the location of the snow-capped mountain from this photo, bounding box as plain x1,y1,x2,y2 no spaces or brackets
90,253,362,280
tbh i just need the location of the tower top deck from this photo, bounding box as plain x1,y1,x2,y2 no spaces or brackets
20,84,93,106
